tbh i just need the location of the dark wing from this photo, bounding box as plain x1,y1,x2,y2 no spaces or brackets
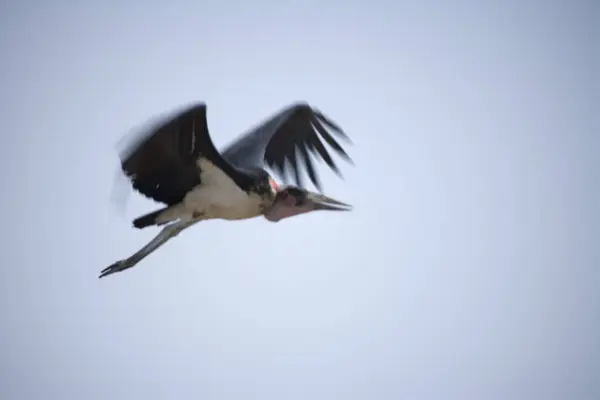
220,103,353,191
117,103,244,206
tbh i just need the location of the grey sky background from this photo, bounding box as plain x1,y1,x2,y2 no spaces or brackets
1,1,598,399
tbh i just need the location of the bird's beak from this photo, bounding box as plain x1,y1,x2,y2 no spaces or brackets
263,189,352,222
304,191,353,212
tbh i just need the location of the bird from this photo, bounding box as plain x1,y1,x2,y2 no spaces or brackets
100,101,353,279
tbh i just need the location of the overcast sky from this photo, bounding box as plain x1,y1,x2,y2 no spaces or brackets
0,1,598,399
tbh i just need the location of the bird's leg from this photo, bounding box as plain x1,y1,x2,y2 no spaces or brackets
99,218,200,279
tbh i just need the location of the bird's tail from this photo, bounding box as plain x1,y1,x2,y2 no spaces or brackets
132,207,170,229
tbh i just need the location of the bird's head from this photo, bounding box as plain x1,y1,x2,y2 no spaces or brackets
263,185,352,222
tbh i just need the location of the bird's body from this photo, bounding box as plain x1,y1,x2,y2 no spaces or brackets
179,165,264,221
149,160,272,226
101,102,353,278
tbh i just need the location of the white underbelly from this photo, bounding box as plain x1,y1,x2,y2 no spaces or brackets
182,158,264,221
183,184,263,220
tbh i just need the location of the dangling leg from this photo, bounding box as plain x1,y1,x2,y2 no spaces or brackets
99,217,201,279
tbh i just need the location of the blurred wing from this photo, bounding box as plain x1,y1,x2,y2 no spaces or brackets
115,103,228,206
220,103,353,191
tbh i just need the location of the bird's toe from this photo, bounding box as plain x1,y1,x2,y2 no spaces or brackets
99,260,128,279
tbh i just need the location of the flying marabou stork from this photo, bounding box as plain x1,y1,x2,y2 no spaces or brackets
100,102,353,279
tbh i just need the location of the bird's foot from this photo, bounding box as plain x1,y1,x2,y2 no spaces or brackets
99,258,134,279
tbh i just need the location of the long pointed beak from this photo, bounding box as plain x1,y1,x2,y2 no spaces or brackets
305,191,353,211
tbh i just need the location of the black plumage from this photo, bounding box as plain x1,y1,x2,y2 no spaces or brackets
221,102,353,190
118,104,252,206
117,101,353,208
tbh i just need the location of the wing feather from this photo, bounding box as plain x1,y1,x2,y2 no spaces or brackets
117,103,243,206
221,103,352,191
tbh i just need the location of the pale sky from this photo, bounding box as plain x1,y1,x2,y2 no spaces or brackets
1,1,598,399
